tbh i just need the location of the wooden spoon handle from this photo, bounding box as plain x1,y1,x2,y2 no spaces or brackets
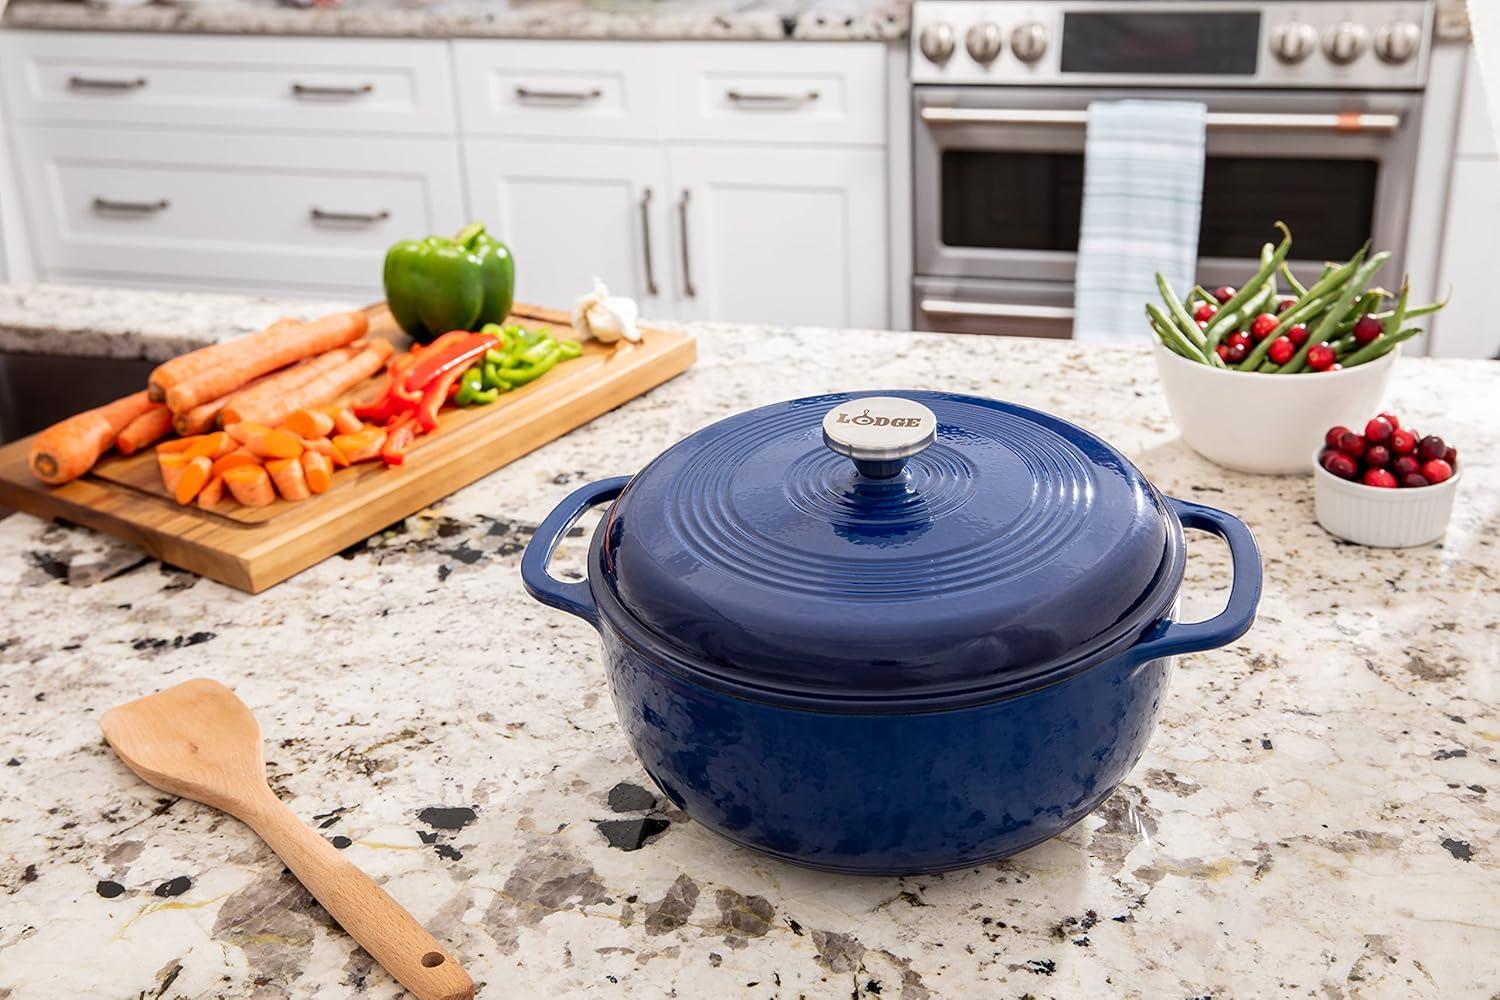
245,797,473,1000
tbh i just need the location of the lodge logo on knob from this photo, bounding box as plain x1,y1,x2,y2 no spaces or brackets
833,408,925,429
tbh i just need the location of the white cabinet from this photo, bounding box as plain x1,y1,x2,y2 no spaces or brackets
669,146,887,328
464,140,669,311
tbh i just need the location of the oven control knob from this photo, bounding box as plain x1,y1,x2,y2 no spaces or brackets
1374,20,1422,64
919,22,957,64
1323,21,1369,65
1270,21,1317,64
1010,21,1050,64
966,22,1004,65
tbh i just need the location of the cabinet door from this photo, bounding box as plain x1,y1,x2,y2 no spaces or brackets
1432,159,1500,358
464,140,670,314
668,146,887,328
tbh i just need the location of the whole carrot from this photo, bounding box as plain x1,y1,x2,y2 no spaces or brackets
115,404,174,456
149,317,300,401
217,350,352,427
223,341,393,427
30,391,156,485
164,311,369,414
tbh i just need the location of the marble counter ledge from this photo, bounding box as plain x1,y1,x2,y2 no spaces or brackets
0,0,913,42
0,293,1496,998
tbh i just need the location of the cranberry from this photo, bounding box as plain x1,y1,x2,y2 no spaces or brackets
1392,455,1420,478
1197,319,1209,330
1390,428,1417,455
1276,296,1297,314
1323,450,1359,480
1363,417,1393,444
1325,425,1352,449
1224,341,1250,364
1362,468,1398,489
1417,435,1447,462
1338,432,1366,458
1365,444,1392,468
1212,285,1236,304
1288,325,1309,347
1307,343,1337,371
1352,315,1383,345
1249,313,1279,340
1377,411,1401,430
1215,343,1231,362
1327,363,1343,371
1401,473,1431,489
1444,445,1458,467
1421,458,1454,484
1268,336,1295,366
1193,302,1218,322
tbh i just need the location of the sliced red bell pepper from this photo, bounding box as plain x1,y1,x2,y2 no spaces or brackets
380,412,420,466
403,332,498,394
417,367,465,432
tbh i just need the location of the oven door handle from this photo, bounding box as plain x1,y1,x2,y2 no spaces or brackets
920,107,1403,134
920,299,1076,321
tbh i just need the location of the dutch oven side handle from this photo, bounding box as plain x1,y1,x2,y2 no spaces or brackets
1125,497,1264,666
520,476,632,630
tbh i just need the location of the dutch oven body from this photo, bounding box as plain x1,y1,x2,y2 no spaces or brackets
522,392,1261,875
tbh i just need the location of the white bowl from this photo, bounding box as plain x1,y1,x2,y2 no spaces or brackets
1153,341,1398,475
1312,447,1462,547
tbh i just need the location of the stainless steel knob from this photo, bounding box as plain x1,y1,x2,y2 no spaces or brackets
1270,21,1317,64
965,22,1004,65
1010,21,1049,63
1323,21,1369,65
919,22,957,64
1374,20,1422,64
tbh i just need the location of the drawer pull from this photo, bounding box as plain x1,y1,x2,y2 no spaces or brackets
68,76,147,92
92,197,169,214
291,82,375,98
726,89,820,107
677,189,696,300
514,86,603,103
639,188,658,297
310,208,391,225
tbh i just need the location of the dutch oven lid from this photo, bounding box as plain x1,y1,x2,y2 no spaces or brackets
596,391,1181,708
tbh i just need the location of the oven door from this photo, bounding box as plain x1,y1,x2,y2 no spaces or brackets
914,86,1423,299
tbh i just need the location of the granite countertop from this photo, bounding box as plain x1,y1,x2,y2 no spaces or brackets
0,286,1497,998
0,0,911,41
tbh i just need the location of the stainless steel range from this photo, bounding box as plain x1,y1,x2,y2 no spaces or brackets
910,1,1434,338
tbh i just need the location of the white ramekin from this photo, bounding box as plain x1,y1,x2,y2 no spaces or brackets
1311,447,1462,547
1153,341,1398,475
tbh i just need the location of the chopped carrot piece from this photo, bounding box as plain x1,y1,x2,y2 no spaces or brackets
174,456,213,505
283,408,335,439
265,457,311,501
225,422,272,446
322,405,363,435
300,450,334,494
197,474,225,510
155,436,202,454
332,428,386,464
243,428,303,460
223,464,276,507
210,448,260,478
300,435,348,468
157,452,190,494
183,430,235,460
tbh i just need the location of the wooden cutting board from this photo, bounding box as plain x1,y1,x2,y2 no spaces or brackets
0,303,695,592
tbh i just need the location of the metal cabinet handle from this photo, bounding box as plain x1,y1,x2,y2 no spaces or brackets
677,189,696,300
919,299,1075,320
920,107,1402,134
639,188,659,297
726,89,820,107
292,82,374,98
514,86,602,102
92,197,169,214
310,207,390,224
68,75,146,92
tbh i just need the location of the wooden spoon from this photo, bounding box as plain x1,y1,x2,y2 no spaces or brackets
100,678,474,1000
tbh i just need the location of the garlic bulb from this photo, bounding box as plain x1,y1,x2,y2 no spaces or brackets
572,279,641,345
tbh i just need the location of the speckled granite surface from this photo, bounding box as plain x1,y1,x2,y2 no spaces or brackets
0,287,1497,998
1,0,911,41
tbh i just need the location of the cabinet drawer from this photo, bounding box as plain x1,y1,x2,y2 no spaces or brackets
0,32,455,135
454,40,661,140
13,127,463,295
663,43,885,145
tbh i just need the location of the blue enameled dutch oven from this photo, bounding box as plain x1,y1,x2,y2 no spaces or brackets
522,391,1261,874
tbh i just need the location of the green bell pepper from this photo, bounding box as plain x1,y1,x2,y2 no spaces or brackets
383,222,515,345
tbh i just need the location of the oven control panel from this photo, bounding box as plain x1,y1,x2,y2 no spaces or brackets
911,1,1433,89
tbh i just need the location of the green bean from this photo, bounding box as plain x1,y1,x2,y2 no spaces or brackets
1155,273,1211,354
1330,333,1358,356
1207,282,1275,354
1279,262,1307,297
1261,243,1279,299
1342,325,1422,367
1202,221,1292,341
1146,303,1211,364
1383,279,1410,339
1299,245,1368,304
1258,361,1279,373
1191,285,1217,306
1281,251,1390,373
1151,319,1197,361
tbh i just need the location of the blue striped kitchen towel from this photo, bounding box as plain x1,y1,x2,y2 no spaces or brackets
1072,100,1207,344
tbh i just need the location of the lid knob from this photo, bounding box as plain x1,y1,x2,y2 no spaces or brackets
821,397,937,479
